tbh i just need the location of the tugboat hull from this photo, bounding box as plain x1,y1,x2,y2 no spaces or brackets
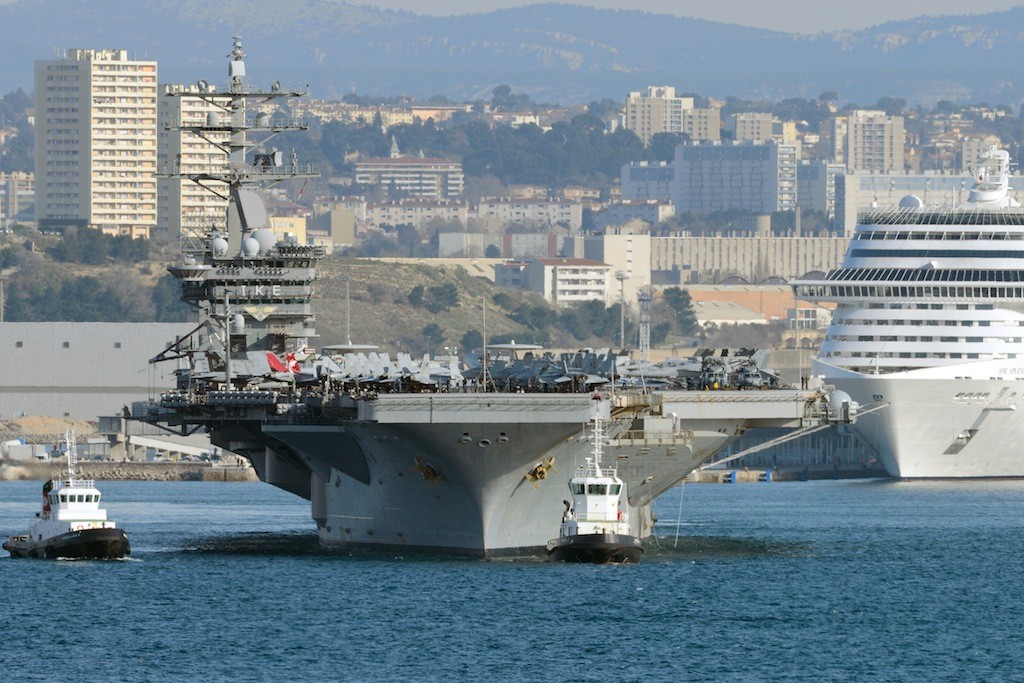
546,533,643,564
4,528,130,560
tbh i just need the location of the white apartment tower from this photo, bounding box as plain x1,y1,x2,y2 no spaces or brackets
624,86,720,145
34,49,157,236
832,109,904,172
157,83,230,238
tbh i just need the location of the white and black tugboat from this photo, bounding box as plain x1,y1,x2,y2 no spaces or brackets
3,431,130,560
546,398,643,563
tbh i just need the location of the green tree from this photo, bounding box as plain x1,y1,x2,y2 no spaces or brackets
152,273,191,322
645,132,687,162
461,329,483,352
407,284,424,307
425,282,459,313
663,287,698,335
422,323,445,353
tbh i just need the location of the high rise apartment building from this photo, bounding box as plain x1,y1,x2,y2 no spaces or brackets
157,83,230,238
624,86,720,145
34,49,157,236
831,109,904,172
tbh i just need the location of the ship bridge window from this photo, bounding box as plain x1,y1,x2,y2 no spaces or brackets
588,484,608,495
60,494,67,503
610,484,621,495
571,483,584,495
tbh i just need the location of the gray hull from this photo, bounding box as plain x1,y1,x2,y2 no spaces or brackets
211,393,730,557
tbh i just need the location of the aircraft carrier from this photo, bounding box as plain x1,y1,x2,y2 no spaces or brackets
140,39,851,556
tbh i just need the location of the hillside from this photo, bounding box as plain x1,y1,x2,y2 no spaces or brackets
315,256,560,351
0,231,643,350
1,1,1024,104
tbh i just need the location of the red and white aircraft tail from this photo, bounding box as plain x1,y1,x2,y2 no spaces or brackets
266,352,301,374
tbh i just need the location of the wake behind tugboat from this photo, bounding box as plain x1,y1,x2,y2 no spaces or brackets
3,430,130,560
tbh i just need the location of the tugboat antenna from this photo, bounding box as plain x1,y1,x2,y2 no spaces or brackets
65,429,76,485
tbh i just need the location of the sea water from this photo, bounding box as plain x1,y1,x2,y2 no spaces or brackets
1,478,1022,682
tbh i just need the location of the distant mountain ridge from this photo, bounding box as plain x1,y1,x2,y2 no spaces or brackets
2,0,1023,105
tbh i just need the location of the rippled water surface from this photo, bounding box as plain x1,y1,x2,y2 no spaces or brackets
2,479,1022,681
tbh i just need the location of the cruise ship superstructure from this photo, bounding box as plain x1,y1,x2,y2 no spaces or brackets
141,40,850,556
795,147,1024,478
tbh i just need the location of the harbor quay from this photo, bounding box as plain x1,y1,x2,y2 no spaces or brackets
0,460,257,482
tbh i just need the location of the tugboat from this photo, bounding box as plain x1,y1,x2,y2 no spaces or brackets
546,398,643,563
3,431,130,560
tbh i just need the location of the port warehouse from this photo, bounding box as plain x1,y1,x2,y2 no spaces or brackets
0,322,190,420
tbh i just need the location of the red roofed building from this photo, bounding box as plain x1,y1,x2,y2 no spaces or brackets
354,137,464,199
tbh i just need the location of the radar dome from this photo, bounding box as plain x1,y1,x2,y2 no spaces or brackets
211,237,229,257
241,237,260,258
898,194,924,208
184,257,197,266
231,314,245,333
251,228,278,253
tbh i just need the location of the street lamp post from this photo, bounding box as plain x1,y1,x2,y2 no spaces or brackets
615,270,628,348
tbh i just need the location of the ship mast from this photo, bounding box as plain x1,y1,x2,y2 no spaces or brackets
161,36,318,250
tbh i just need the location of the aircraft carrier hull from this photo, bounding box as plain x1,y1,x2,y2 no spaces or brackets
205,393,731,557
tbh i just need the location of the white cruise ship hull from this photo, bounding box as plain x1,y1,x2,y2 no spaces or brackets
815,359,1024,478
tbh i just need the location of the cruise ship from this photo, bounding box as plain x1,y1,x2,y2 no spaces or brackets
794,147,1024,478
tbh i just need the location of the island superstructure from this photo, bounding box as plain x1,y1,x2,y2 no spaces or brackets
794,146,1024,478
141,39,853,556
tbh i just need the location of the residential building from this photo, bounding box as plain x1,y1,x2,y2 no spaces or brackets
591,200,675,231
0,171,34,225
832,109,904,172
521,258,612,306
34,49,158,236
314,202,361,246
623,86,720,145
578,230,652,307
365,199,468,231
472,198,582,232
493,260,529,289
796,160,844,219
268,214,308,244
157,83,230,238
355,139,464,199
671,141,800,214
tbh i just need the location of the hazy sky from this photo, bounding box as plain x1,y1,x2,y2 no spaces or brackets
358,0,1024,33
